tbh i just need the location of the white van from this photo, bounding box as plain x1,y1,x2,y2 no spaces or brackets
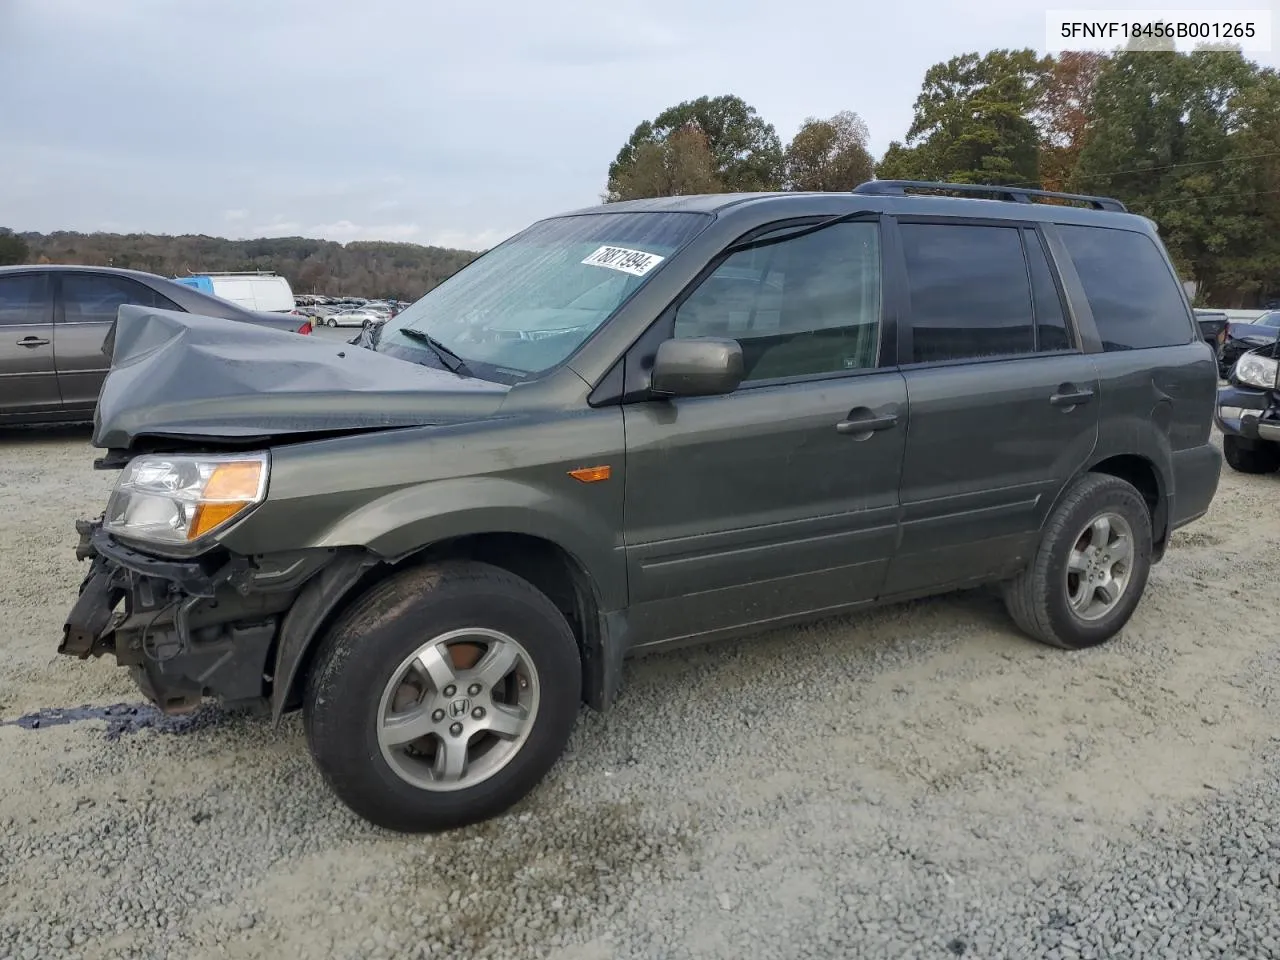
171,272,296,313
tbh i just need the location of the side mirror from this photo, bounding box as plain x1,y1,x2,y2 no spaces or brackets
650,337,744,398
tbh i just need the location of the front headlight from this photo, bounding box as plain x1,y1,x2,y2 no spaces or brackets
1234,352,1279,390
103,452,269,546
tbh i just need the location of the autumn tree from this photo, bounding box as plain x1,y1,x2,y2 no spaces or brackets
607,95,784,198
784,111,875,191
876,49,1052,186
606,124,722,201
23,231,479,300
1039,52,1109,191
0,228,29,266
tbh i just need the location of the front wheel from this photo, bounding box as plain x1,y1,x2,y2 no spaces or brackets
304,561,582,832
1002,473,1153,650
1223,434,1280,474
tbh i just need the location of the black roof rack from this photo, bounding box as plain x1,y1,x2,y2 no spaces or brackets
852,180,1128,213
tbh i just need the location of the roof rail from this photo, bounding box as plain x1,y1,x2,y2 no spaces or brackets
852,180,1128,213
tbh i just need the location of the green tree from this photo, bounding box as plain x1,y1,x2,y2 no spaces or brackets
607,124,722,201
0,228,29,266
876,49,1053,186
1072,47,1276,304
784,110,875,191
607,94,784,198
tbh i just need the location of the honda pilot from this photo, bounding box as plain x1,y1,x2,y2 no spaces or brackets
61,182,1221,833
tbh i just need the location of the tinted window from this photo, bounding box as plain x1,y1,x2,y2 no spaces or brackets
674,221,881,381
901,224,1034,363
1025,230,1072,351
61,274,177,324
1058,225,1192,351
0,274,49,327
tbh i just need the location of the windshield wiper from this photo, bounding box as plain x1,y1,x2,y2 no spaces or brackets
397,327,472,376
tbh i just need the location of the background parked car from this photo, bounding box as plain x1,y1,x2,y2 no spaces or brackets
0,264,312,425
1215,338,1280,474
1215,310,1280,377
1193,309,1228,350
324,308,384,327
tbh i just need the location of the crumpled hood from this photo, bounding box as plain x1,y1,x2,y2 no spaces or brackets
93,305,510,451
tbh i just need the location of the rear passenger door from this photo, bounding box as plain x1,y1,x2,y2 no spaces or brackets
0,272,61,417
1048,224,1217,531
883,219,1100,598
55,272,180,411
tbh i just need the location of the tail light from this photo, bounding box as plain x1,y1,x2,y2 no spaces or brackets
297,320,313,335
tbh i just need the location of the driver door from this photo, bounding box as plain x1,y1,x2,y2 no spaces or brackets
621,218,908,649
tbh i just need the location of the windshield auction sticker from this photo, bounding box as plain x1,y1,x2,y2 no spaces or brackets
581,245,665,277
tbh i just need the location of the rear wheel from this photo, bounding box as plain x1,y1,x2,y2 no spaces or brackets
1223,434,1280,474
304,560,581,832
1002,473,1152,650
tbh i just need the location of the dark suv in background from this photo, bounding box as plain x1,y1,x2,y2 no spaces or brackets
0,265,312,425
62,181,1220,833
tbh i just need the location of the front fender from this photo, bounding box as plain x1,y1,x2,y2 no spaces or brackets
314,476,627,611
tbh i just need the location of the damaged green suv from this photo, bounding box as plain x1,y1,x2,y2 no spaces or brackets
62,182,1221,832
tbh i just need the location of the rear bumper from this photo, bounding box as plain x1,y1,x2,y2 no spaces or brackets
61,520,330,714
1168,443,1222,532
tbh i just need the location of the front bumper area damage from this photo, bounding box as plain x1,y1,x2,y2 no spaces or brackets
1215,383,1280,442
61,519,350,716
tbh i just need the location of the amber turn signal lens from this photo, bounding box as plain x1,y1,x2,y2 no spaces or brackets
203,460,264,501
187,460,266,539
568,465,612,483
190,501,252,539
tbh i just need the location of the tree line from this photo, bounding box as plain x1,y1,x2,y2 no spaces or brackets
0,229,479,302
605,43,1280,307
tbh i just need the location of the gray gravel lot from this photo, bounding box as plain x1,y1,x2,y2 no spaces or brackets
1,424,1278,960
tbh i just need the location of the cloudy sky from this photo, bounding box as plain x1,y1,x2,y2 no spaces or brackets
2,0,1276,250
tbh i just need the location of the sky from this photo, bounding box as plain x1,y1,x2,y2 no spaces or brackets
2,0,1277,251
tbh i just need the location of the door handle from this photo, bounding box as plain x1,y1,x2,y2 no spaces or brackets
1049,388,1094,408
17,336,50,348
836,413,899,436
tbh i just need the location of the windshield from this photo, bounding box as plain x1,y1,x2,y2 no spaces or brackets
1260,311,1280,328
377,210,710,380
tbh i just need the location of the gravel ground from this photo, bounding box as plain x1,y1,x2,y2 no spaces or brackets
1,423,1278,960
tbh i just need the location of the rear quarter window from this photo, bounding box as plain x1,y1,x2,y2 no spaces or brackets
1058,225,1193,351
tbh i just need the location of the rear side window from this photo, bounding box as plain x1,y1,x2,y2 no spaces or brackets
901,223,1034,363
1058,225,1192,350
60,274,178,324
0,274,50,326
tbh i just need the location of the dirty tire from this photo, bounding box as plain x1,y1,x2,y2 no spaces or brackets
1002,473,1152,650
303,560,581,833
1222,435,1280,475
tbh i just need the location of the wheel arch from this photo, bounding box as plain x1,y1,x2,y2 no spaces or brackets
270,531,614,722
1084,453,1168,560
